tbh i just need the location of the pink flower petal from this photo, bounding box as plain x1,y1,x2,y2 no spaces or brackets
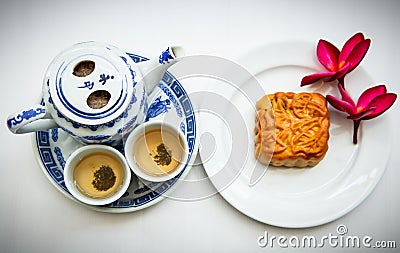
345,39,371,73
326,75,338,82
317,39,340,71
300,71,336,86
363,93,397,120
338,32,365,64
357,84,387,109
338,83,356,107
347,106,376,120
326,95,356,115
336,61,351,79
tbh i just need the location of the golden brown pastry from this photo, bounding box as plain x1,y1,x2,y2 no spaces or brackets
254,92,330,167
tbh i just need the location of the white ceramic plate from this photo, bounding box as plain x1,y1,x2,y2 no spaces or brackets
199,41,392,227
33,53,198,212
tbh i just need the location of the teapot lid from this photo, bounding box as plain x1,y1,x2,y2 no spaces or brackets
46,42,138,125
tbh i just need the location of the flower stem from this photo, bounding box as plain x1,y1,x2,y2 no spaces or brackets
353,120,361,144
338,77,345,89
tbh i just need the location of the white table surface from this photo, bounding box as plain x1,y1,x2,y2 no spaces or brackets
1,0,399,252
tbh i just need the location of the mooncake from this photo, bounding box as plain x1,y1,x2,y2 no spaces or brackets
254,92,330,167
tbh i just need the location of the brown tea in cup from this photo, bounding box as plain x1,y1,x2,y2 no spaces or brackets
133,128,185,176
73,152,125,199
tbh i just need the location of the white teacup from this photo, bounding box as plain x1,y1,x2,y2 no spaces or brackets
64,145,131,206
124,121,189,182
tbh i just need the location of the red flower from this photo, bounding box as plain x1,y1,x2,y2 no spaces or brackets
326,84,397,144
301,32,371,87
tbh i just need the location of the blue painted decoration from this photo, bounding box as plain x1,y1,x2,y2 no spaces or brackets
7,107,46,128
158,47,174,64
54,146,66,169
99,74,114,85
180,122,185,134
145,96,171,121
120,56,138,87
78,81,95,90
51,128,59,142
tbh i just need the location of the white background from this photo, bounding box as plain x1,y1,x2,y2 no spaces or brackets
0,0,399,252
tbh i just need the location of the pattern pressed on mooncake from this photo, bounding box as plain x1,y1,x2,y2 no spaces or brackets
254,92,330,167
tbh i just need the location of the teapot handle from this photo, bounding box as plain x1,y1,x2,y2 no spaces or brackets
6,105,58,134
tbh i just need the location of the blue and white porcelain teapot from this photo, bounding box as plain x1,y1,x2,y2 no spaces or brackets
6,42,184,145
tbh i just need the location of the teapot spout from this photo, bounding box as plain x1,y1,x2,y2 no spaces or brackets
138,46,185,94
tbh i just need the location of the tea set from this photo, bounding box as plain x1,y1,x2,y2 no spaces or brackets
6,42,197,208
